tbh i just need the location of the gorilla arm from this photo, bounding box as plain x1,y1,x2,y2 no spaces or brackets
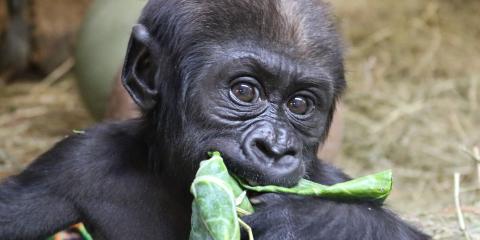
0,137,83,239
0,121,191,240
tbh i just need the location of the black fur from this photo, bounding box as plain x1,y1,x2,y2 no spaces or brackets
0,0,429,239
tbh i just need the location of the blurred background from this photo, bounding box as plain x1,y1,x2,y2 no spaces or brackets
0,0,479,238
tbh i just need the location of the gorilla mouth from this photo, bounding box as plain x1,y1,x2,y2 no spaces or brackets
246,191,266,204
224,150,304,188
206,136,304,187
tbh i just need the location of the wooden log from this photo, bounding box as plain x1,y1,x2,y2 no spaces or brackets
30,0,92,74
0,1,7,34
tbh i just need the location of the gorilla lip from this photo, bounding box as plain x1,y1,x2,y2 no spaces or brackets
247,192,266,204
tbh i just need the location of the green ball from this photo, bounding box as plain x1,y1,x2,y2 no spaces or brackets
74,0,147,119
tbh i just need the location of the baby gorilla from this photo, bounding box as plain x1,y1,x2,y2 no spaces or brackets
0,0,429,239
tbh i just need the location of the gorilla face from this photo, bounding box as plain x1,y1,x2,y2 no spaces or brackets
122,0,345,189
184,46,336,187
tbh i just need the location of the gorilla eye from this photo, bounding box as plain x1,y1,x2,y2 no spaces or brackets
231,82,258,103
287,96,310,115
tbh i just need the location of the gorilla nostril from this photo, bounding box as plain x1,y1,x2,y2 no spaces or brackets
254,139,272,156
284,149,297,157
254,139,298,159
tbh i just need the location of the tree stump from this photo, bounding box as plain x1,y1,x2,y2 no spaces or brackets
0,0,92,78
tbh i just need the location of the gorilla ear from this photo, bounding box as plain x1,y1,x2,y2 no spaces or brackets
122,24,160,111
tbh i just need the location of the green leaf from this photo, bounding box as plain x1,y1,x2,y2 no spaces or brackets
189,152,393,240
239,170,392,203
189,152,253,240
190,176,240,240
194,152,253,212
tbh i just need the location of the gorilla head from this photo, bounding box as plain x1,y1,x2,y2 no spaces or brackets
122,0,345,188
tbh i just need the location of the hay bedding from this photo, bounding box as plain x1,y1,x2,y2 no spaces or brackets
0,76,92,177
330,0,480,238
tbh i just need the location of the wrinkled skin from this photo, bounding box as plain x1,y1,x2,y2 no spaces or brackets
0,0,429,239
105,75,345,161
184,46,333,187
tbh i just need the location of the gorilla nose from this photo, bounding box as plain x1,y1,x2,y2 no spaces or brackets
240,122,303,186
244,122,301,168
254,137,298,160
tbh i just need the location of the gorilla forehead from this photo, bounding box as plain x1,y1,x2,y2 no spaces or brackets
140,0,345,105
140,0,343,61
